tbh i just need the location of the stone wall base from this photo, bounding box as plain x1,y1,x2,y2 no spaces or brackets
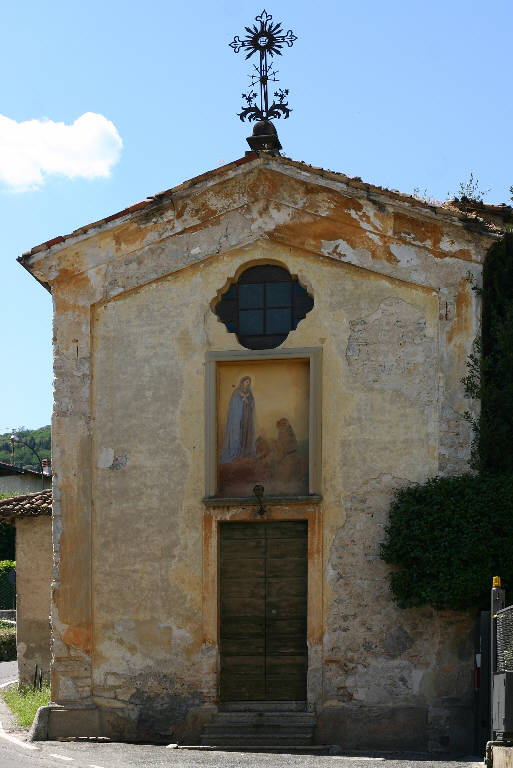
315,702,474,754
31,700,473,753
30,705,101,741
29,703,216,744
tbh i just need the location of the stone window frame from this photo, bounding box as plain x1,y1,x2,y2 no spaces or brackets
204,347,322,503
214,263,314,350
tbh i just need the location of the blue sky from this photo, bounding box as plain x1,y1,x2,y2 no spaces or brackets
2,0,512,430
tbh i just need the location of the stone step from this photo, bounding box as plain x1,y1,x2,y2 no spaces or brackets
181,745,336,755
203,725,314,737
209,712,315,725
200,703,315,749
220,700,306,712
200,733,314,747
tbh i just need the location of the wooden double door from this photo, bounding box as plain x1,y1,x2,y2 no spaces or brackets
219,521,308,701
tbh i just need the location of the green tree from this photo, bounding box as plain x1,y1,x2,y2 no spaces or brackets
0,426,51,470
478,234,513,473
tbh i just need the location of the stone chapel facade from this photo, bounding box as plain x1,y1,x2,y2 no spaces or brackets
21,153,505,750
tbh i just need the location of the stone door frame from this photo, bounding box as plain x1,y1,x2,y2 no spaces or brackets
202,502,323,710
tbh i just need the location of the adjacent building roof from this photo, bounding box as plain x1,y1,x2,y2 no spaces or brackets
0,461,46,478
0,490,52,521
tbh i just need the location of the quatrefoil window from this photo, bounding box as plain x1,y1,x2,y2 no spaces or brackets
214,264,313,350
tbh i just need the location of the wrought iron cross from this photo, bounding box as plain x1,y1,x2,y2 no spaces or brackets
229,10,297,123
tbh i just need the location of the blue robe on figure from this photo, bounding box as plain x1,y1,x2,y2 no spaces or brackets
220,380,256,464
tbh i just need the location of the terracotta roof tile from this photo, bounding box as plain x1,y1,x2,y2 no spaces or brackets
0,490,52,521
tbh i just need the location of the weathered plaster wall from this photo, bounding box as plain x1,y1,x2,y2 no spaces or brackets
88,239,470,746
16,516,52,686
29,158,494,748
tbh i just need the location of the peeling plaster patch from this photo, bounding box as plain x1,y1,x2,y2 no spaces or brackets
388,242,422,270
97,448,114,469
346,298,437,404
362,201,386,230
321,238,372,269
110,452,127,470
439,234,457,254
97,448,127,470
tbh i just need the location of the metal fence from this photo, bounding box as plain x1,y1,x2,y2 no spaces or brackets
486,579,513,766
497,605,513,673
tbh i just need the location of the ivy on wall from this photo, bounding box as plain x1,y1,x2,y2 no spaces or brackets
381,233,513,610
477,233,513,474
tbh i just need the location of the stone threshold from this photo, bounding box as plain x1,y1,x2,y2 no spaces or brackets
176,745,337,755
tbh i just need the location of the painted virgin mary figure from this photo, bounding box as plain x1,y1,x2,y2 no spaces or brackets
220,376,256,464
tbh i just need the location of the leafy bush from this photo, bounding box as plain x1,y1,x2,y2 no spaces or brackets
381,474,513,610
0,622,16,661
2,684,50,727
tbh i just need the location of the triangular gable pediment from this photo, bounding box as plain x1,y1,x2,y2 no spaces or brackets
20,155,496,297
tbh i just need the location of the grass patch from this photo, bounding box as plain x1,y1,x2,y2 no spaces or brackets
2,683,50,727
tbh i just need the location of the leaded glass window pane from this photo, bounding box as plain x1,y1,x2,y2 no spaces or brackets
239,284,264,308
239,309,264,335
214,264,313,350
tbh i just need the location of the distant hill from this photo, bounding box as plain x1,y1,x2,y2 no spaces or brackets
0,426,51,470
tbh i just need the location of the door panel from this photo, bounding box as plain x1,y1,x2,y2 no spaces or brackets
219,521,308,701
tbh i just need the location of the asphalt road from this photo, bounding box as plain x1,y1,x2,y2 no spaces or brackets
0,739,486,768
0,660,17,687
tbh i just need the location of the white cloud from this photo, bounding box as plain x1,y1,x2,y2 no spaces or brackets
0,111,123,191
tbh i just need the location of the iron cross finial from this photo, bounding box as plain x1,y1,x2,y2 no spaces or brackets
229,10,297,124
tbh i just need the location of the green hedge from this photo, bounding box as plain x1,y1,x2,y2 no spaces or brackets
0,622,16,661
380,474,513,610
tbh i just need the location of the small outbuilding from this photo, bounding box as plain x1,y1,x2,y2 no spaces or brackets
0,490,52,687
